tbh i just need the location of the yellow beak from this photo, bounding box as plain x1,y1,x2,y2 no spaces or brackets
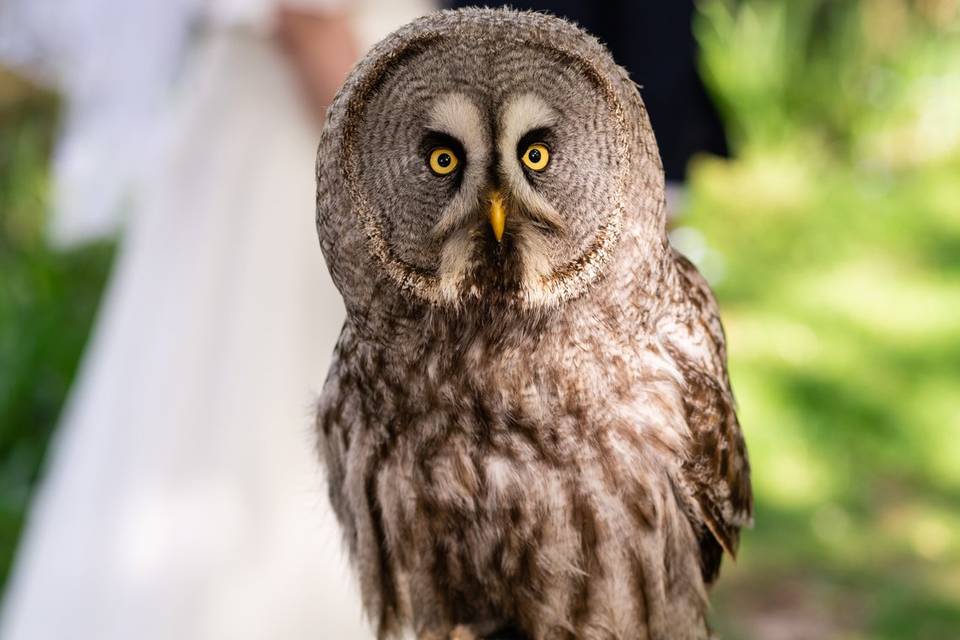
487,190,506,243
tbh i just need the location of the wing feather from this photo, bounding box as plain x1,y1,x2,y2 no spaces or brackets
660,252,753,582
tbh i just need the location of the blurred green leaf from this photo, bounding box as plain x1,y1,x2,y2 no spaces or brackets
691,1,960,636
0,81,114,583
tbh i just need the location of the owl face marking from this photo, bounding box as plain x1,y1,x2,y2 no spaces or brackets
427,92,568,297
342,34,631,310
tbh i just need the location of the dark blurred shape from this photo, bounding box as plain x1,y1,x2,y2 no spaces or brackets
447,1,728,181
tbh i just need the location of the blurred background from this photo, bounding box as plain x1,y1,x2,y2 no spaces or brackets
1,0,959,638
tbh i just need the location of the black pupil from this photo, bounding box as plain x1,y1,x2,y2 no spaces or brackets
528,148,541,163
437,153,452,168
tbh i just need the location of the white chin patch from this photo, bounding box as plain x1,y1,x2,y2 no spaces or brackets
437,227,479,304
516,222,557,306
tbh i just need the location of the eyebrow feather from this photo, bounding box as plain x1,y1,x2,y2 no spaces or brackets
427,93,485,154
499,93,559,145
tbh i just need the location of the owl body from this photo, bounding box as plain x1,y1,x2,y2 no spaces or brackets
315,9,750,640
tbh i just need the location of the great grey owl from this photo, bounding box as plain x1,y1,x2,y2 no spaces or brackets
314,8,752,640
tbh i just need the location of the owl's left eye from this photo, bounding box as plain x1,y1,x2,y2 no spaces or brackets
428,147,460,176
521,143,550,172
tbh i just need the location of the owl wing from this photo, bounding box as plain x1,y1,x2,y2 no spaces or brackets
659,251,753,583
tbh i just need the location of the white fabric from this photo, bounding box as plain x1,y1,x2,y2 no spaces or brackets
0,0,199,247
1,32,371,640
0,0,350,248
207,0,351,32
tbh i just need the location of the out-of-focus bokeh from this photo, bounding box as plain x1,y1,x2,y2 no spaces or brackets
0,0,958,638
0,70,114,579
678,1,960,638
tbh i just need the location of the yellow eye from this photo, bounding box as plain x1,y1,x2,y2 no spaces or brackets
428,147,459,175
521,143,550,171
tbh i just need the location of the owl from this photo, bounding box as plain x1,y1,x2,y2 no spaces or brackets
314,8,751,640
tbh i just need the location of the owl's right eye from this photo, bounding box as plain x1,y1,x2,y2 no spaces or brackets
428,147,460,176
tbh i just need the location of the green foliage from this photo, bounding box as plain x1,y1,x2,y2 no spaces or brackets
687,1,960,637
0,87,113,582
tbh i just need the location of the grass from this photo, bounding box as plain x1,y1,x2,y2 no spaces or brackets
0,1,959,637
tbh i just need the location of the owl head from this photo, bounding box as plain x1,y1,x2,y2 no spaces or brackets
317,9,667,331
